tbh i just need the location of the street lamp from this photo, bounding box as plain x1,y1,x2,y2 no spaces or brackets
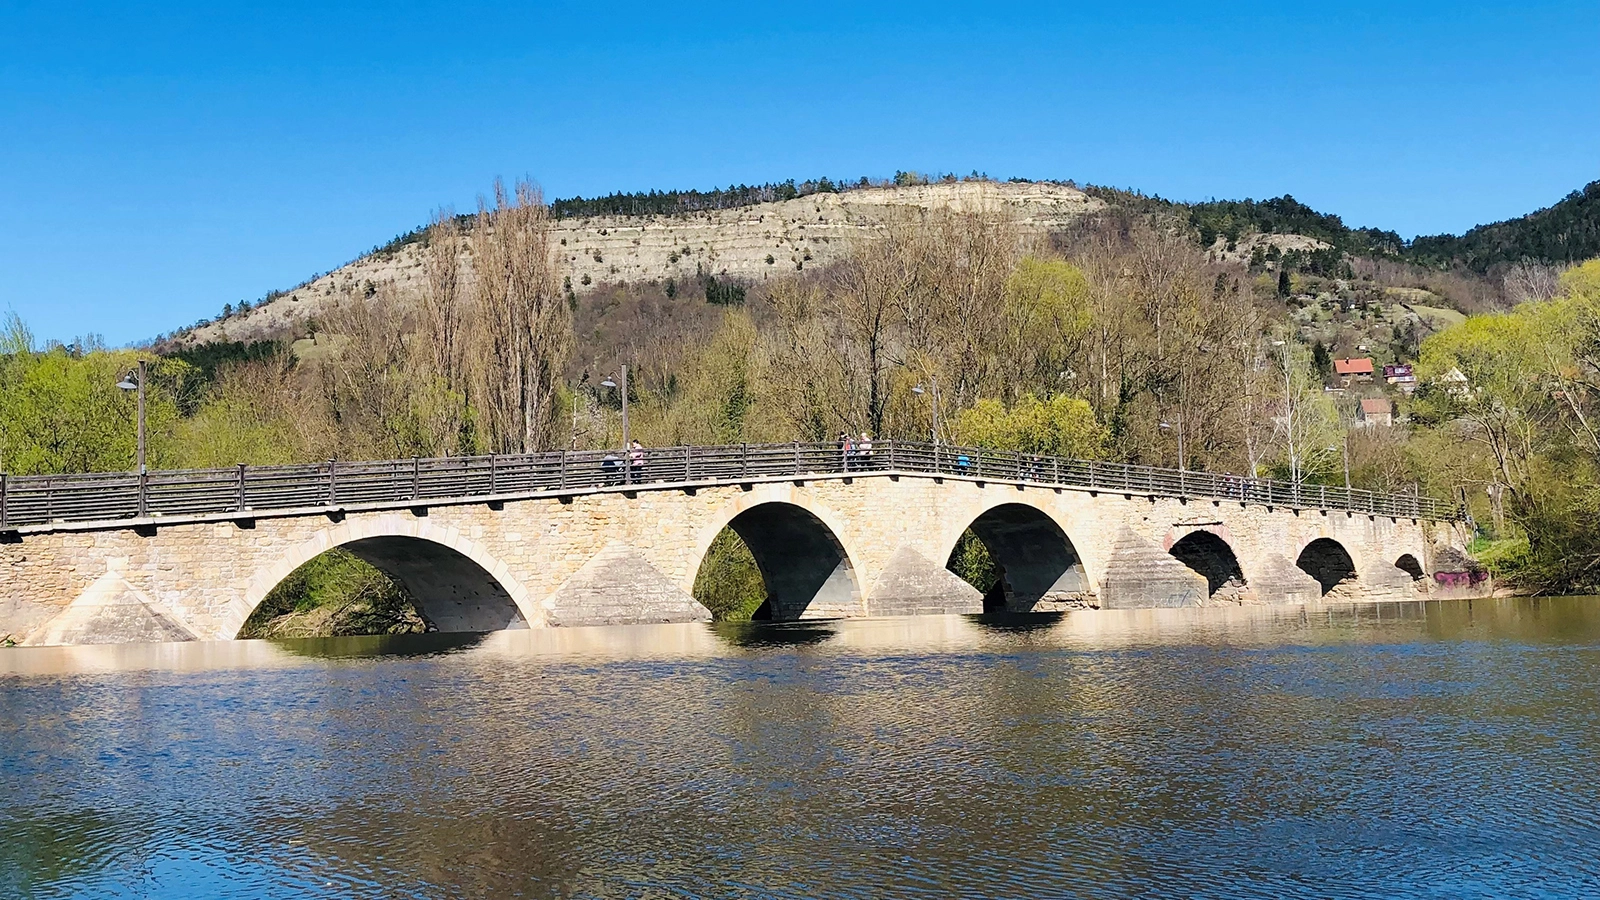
1159,414,1186,471
600,364,628,482
1271,339,1298,484
911,375,941,445
1330,429,1351,490
117,360,147,474
1321,444,1348,489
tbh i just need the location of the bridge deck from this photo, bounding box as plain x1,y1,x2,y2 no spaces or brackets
0,441,1458,532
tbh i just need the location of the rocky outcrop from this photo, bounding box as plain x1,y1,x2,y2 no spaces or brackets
180,181,1105,346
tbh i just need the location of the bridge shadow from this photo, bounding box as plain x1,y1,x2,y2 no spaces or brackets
263,631,490,659
966,611,1067,634
709,620,838,649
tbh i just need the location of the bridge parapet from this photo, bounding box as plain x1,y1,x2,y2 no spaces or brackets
0,441,1460,534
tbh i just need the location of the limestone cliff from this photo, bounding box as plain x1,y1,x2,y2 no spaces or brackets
178,181,1104,346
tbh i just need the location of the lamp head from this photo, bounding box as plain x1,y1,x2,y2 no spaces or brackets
600,376,617,389
912,384,925,395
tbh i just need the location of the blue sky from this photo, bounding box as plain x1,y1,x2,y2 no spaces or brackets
3,1,1597,345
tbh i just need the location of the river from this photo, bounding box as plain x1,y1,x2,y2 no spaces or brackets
3,598,1599,899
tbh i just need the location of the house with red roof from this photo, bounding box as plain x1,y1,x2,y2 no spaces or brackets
1334,357,1374,386
1359,397,1394,427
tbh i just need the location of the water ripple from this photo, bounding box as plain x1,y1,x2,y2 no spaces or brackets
3,598,1600,898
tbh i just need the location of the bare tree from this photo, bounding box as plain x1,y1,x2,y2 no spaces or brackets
419,209,464,385
1503,261,1562,305
468,179,570,453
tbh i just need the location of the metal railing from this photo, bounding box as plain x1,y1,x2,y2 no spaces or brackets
0,441,1460,530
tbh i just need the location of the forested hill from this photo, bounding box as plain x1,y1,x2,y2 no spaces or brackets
1089,179,1600,272
1408,180,1600,272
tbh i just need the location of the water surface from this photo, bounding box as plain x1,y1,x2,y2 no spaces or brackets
3,598,1599,899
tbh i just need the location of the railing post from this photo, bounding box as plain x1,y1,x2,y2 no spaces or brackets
794,440,801,474
1015,449,1023,481
490,454,499,494
741,443,748,477
237,464,246,512
684,445,692,480
0,473,7,529
976,448,983,479
1054,456,1061,484
887,440,896,470
1320,484,1326,508
327,459,337,506
1086,459,1094,488
412,457,420,501
138,469,148,518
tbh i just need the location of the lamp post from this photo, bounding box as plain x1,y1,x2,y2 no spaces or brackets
1318,443,1351,500
1159,413,1186,471
116,360,146,474
1339,426,1351,490
911,375,941,444
600,364,628,482
1272,339,1298,484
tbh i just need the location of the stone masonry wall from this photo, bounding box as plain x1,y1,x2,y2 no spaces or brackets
0,472,1470,645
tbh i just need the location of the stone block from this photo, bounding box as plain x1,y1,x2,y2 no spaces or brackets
24,570,197,646
866,545,983,617
1100,527,1208,609
546,540,711,627
1359,560,1424,603
1251,553,1324,605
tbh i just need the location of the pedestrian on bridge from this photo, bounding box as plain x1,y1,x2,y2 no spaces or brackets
629,440,647,482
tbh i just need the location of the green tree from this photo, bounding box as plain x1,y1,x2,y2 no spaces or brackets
951,394,1106,458
0,344,189,475
1311,340,1333,382
692,529,766,620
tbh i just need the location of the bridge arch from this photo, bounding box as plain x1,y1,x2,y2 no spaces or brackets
231,516,537,637
691,490,864,620
1395,553,1426,580
942,501,1091,612
1168,530,1246,598
1296,537,1358,595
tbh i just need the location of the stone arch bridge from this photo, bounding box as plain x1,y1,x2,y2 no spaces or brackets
0,442,1477,646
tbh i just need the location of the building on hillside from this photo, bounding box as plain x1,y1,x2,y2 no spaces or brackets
1334,357,1375,386
1435,366,1470,397
1384,363,1418,394
1359,397,1394,427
